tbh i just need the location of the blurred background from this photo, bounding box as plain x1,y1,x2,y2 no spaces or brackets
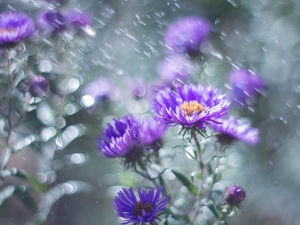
1,0,300,224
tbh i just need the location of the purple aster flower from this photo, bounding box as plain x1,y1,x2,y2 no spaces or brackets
29,76,49,97
156,54,195,83
0,11,34,47
139,117,167,153
153,84,230,130
113,186,168,225
225,185,246,206
37,10,66,34
229,68,264,108
97,115,143,166
66,9,92,28
164,16,211,55
210,116,259,145
81,78,112,108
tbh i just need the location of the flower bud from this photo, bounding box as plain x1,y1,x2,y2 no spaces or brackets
29,76,49,97
225,185,246,206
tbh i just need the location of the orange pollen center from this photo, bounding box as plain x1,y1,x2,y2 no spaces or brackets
0,28,17,35
180,101,206,117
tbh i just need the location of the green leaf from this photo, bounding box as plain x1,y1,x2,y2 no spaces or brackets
171,170,200,195
25,173,47,194
207,203,219,218
191,171,203,182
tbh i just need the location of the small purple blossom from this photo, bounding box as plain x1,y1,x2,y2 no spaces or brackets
81,78,112,108
113,186,168,225
0,11,34,46
164,16,211,55
229,68,264,108
156,54,195,83
153,84,230,130
37,10,66,34
225,185,246,206
29,76,49,97
210,116,260,145
66,9,92,28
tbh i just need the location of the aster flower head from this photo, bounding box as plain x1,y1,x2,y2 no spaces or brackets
37,10,66,34
113,186,168,225
97,115,144,167
164,16,211,55
29,76,49,97
210,116,260,145
153,84,230,130
229,68,264,108
156,54,195,84
225,185,246,206
0,11,34,47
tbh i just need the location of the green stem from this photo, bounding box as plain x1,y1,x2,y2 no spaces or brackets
191,128,204,223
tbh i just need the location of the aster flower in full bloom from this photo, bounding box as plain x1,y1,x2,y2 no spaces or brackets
209,116,259,145
164,16,211,55
156,54,195,84
225,185,246,206
0,11,34,47
153,84,230,130
229,68,264,108
113,186,168,225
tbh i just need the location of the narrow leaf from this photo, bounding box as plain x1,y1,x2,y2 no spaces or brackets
25,173,47,194
171,170,199,195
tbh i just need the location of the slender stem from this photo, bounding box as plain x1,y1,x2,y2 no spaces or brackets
1,50,13,172
191,128,204,223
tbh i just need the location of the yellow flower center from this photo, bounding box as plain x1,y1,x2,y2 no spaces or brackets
180,101,206,117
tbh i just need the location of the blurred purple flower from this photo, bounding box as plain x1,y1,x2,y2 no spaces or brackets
229,68,264,108
225,185,246,206
29,76,49,97
164,16,211,55
0,11,34,46
81,78,112,108
157,54,195,83
140,117,167,153
113,186,168,225
153,84,230,130
66,9,92,28
210,116,259,145
37,10,66,34
45,0,67,4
